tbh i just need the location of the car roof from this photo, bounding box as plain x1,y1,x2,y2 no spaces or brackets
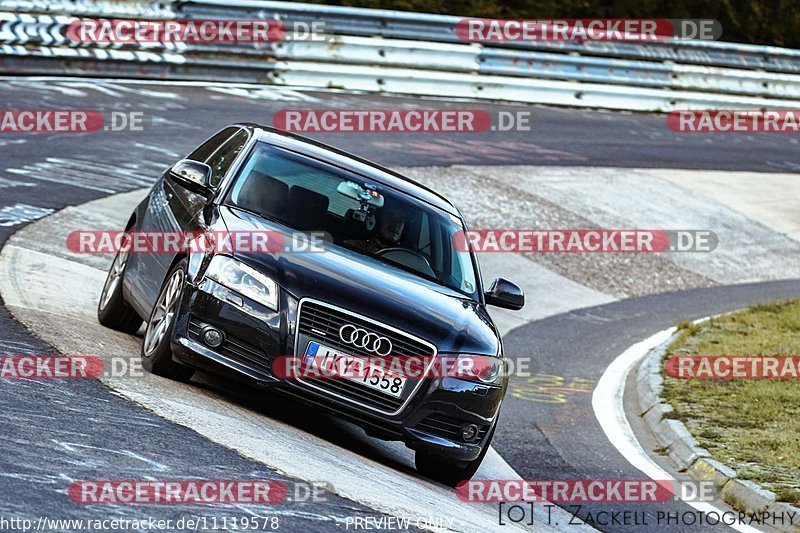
238,124,462,217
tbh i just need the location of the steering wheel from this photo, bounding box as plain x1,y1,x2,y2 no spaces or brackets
375,248,436,278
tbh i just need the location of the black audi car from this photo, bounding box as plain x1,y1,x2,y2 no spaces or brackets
97,124,524,486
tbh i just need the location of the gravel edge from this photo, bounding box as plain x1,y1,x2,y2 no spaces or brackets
635,331,800,533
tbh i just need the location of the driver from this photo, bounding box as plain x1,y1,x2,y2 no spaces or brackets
345,207,405,255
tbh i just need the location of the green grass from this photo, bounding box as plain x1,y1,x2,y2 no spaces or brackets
661,299,800,505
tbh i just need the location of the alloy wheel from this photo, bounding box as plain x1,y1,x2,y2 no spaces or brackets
143,268,184,356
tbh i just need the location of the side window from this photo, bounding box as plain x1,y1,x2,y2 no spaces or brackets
206,129,249,187
186,127,237,163
417,213,431,256
430,218,445,275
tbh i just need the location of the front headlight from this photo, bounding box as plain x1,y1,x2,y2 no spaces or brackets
205,255,278,311
450,355,506,385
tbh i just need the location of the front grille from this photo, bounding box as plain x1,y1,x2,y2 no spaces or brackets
298,302,434,359
295,299,436,415
415,413,489,443
188,317,271,375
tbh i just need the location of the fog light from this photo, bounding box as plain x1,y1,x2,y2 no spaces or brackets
202,327,224,348
462,424,479,442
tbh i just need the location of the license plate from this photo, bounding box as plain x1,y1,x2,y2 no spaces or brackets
303,341,406,398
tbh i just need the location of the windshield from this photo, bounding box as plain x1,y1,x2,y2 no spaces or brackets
225,142,479,299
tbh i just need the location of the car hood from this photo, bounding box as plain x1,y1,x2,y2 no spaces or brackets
218,206,500,356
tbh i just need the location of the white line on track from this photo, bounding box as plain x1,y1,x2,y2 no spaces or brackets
592,327,763,533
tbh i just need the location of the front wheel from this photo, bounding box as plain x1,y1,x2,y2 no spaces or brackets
415,423,496,487
141,259,194,381
97,244,143,334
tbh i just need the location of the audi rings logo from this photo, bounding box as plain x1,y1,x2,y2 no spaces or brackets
339,324,393,356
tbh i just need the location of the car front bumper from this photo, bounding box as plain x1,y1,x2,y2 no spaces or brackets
170,278,505,462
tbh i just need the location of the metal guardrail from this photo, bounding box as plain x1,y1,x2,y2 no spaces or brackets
177,0,800,74
0,0,172,18
2,2,800,111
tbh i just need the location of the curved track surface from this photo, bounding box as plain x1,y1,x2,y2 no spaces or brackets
1,77,799,532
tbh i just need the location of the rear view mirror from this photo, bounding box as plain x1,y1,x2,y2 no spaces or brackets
485,277,525,310
337,181,385,207
170,159,212,191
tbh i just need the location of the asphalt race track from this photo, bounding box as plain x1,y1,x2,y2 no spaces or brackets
1,77,799,533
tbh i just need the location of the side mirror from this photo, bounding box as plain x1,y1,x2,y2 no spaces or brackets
170,159,212,192
485,277,525,310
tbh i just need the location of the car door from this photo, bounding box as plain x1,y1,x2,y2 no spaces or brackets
126,127,240,315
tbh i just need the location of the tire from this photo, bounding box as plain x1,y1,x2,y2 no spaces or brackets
415,422,496,487
97,243,143,334
141,259,194,381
